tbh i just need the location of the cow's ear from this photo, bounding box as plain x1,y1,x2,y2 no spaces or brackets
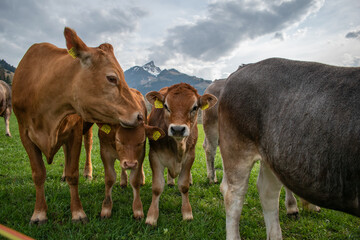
199,93,217,110
146,91,165,109
64,27,91,66
145,125,166,141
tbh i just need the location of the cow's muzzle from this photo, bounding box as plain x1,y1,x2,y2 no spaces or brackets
121,160,138,169
168,124,189,138
120,112,144,128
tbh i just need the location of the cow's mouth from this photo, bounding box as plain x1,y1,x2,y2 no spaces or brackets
120,121,136,128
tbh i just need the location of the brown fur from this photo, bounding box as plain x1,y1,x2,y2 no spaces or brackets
145,83,217,226
12,27,143,224
96,89,165,219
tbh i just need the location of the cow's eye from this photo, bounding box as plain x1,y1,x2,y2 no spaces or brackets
164,104,170,112
192,105,198,112
106,75,119,85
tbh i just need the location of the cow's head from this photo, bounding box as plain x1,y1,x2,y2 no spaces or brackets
146,83,217,141
64,27,143,127
113,124,165,169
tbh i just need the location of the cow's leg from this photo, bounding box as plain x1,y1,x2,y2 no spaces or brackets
219,119,257,240
4,107,11,137
100,149,116,218
63,126,88,223
300,198,321,212
141,165,145,186
129,161,145,219
61,146,66,182
83,127,93,180
145,152,165,226
120,168,128,188
203,126,218,183
178,155,195,221
167,169,175,186
220,155,256,240
284,187,299,217
257,162,283,240
19,129,47,224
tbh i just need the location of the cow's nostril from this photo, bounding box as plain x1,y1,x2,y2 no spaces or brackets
137,113,144,122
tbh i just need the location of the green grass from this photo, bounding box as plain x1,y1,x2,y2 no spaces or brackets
0,115,359,239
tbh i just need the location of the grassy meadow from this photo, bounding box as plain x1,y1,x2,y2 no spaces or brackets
0,114,359,240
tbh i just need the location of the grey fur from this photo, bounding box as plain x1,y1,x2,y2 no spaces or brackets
219,58,360,216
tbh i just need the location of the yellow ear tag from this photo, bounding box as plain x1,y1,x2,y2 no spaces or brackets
153,131,161,141
154,99,163,109
68,47,77,59
100,124,111,134
201,103,209,110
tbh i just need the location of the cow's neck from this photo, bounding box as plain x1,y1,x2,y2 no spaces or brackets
27,89,77,160
173,137,188,162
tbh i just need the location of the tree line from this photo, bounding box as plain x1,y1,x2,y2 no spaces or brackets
0,59,16,85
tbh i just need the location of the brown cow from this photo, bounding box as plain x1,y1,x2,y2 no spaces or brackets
145,83,217,226
97,88,165,219
12,27,143,224
0,80,11,137
202,78,320,216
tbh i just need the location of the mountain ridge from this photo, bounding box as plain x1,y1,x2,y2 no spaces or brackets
124,61,212,95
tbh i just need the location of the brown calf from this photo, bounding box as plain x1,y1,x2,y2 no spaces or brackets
12,27,143,224
145,83,217,226
0,80,11,137
97,89,165,219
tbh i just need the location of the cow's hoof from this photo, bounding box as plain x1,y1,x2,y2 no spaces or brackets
145,217,157,226
84,175,93,181
100,208,112,219
60,176,66,182
72,216,89,224
100,215,111,220
5,133,11,137
287,212,299,220
133,211,144,220
182,212,193,221
29,218,47,225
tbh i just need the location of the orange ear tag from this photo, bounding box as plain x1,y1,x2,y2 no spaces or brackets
154,99,163,109
68,47,77,59
100,124,111,134
201,103,209,110
153,131,161,141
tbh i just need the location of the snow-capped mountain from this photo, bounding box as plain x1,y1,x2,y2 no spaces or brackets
124,61,212,95
142,61,161,76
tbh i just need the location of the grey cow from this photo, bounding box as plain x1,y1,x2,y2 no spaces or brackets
218,58,360,240
0,80,11,137
202,78,319,218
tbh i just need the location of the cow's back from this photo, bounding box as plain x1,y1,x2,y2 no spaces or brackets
203,79,226,127
12,43,71,114
220,58,360,216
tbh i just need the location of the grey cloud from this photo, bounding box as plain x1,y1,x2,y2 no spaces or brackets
150,0,323,63
345,30,360,39
274,32,285,41
0,0,147,65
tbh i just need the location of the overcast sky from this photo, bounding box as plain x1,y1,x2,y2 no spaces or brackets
0,0,359,80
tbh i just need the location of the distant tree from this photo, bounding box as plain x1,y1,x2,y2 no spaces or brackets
5,75,11,85
0,67,5,80
0,59,16,72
